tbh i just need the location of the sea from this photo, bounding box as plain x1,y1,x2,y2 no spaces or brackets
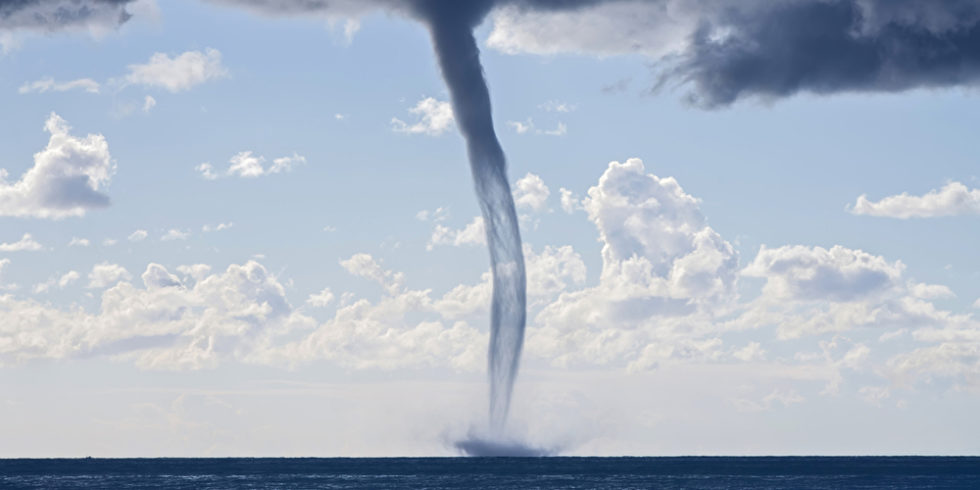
1,457,978,488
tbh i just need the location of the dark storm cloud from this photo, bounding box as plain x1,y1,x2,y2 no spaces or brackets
0,0,135,31
672,0,980,107
210,0,980,106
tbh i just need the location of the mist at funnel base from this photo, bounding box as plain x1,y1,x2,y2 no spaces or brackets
455,435,557,457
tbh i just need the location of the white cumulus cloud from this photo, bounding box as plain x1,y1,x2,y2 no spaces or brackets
486,2,696,58
427,216,485,250
559,187,581,213
340,253,404,296
202,222,233,232
743,245,905,302
200,151,306,179
33,270,80,294
161,229,190,241
307,288,335,308
69,237,91,247
0,234,43,252
391,97,454,136
850,181,980,218
88,262,132,289
124,48,228,93
514,172,550,212
142,95,157,113
0,113,113,219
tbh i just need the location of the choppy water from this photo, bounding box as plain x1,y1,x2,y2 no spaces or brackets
1,457,978,489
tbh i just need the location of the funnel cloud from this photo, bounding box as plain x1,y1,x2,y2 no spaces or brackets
409,1,526,435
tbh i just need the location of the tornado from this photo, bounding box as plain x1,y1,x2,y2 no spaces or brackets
413,1,526,435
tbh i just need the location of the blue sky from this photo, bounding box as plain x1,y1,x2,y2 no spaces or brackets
1,0,980,456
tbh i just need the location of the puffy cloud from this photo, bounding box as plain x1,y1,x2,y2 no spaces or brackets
486,1,693,58
128,229,148,242
524,244,586,302
732,342,766,362
1,143,978,403
306,288,335,308
200,151,305,179
540,122,566,136
177,264,212,282
0,234,43,252
539,100,575,113
0,113,113,219
416,207,448,222
559,187,580,214
583,158,737,301
195,163,218,180
202,222,233,232
743,245,904,302
340,253,404,295
206,0,392,18
1,261,308,370
18,77,100,94
124,48,228,93
0,239,581,371
268,153,304,174
59,270,80,288
736,244,968,339
505,118,567,136
142,95,156,113
141,263,182,289
528,158,738,369
427,216,485,250
514,173,550,212
254,261,509,372
262,299,485,372
69,237,91,247
507,119,533,134
226,152,264,178
88,262,131,289
850,182,980,219
161,229,189,241
908,283,954,300
33,270,80,294
391,97,454,136
432,275,491,320
888,342,980,392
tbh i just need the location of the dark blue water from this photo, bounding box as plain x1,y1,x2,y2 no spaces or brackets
1,457,978,489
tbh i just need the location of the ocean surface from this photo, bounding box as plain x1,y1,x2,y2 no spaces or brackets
1,457,978,489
